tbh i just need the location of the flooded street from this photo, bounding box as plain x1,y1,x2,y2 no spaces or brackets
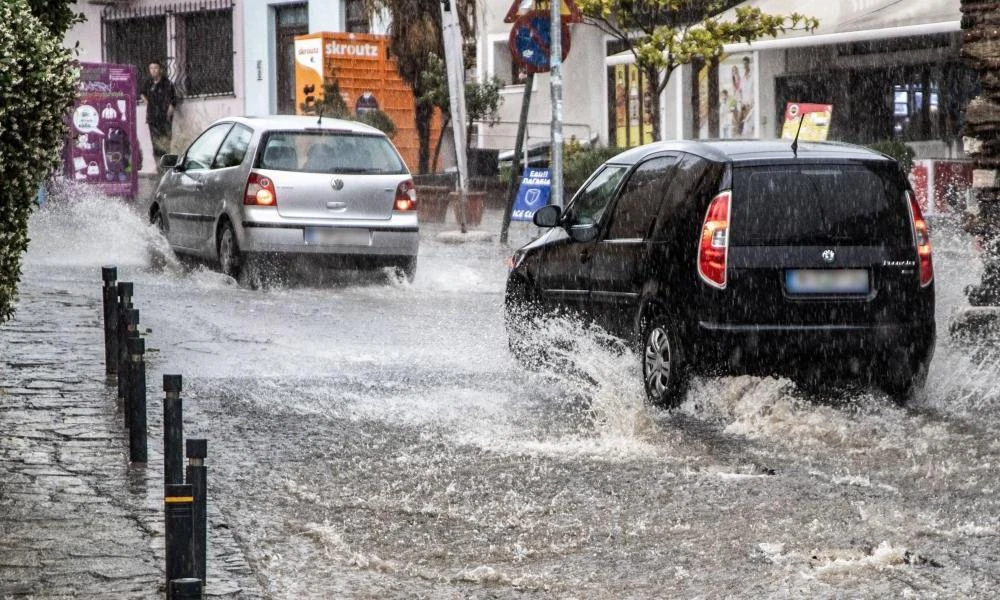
13,194,1000,598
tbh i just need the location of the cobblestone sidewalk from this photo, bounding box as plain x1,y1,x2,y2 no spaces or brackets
0,278,263,599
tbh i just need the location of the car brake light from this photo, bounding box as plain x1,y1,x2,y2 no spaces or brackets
394,179,417,211
698,190,731,289
245,172,277,206
908,190,933,286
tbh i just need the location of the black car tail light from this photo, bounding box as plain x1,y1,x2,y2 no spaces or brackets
698,190,731,289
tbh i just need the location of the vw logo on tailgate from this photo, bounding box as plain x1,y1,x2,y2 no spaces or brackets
331,178,344,191
822,249,836,263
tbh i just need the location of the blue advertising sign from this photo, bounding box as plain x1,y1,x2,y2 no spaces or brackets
512,168,551,221
507,12,571,74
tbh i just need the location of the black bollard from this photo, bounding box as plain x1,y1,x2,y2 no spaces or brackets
169,578,202,600
186,439,208,583
101,266,118,377
116,289,135,403
120,309,140,424
163,375,184,486
126,337,148,463
164,483,196,597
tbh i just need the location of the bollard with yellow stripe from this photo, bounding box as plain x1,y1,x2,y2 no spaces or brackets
164,483,197,598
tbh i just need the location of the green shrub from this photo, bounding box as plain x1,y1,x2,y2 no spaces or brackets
867,139,915,173
564,144,622,193
0,0,78,322
357,109,397,139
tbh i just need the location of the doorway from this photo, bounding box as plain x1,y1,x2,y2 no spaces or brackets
275,3,309,115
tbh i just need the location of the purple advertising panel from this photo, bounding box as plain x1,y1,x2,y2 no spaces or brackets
64,62,139,198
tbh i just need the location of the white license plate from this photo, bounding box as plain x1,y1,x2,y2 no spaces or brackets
303,227,371,246
785,269,869,295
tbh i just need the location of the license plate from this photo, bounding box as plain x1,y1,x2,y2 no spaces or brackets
303,227,371,246
785,269,869,295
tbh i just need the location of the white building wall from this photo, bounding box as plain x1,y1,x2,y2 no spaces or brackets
480,0,609,152
756,48,784,140
64,0,244,173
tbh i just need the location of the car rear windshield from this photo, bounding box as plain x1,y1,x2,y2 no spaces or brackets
256,131,407,174
730,163,911,246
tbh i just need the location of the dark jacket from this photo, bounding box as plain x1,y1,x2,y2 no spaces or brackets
142,77,177,127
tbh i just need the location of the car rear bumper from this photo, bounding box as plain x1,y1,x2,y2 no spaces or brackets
694,320,936,373
239,221,419,257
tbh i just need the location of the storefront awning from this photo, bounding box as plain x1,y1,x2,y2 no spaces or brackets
605,0,961,64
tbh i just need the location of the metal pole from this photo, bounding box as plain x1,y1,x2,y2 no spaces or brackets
164,483,196,597
127,337,148,464
550,0,564,208
440,0,470,233
500,73,535,245
185,439,208,584
101,266,118,377
163,374,184,486
169,578,203,600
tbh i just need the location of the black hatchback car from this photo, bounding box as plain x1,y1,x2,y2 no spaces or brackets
505,140,935,407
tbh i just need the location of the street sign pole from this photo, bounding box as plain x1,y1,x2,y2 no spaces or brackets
501,72,535,244
441,0,470,233
549,0,564,207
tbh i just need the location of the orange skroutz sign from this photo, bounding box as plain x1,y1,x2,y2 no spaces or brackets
294,32,442,172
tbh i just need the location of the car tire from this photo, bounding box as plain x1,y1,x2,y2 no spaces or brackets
218,221,242,280
641,311,690,409
875,349,928,406
148,209,171,271
399,256,417,283
504,277,543,366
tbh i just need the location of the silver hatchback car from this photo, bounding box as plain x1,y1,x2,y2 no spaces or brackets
150,115,419,282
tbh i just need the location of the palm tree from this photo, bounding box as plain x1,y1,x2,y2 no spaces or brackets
365,0,475,174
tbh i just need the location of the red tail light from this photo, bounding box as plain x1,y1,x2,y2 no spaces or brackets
908,190,933,286
245,171,277,206
394,179,417,211
698,191,731,289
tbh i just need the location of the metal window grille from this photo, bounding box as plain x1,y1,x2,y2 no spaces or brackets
102,1,235,99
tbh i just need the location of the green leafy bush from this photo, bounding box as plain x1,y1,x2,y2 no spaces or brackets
564,144,622,193
868,139,915,173
357,109,397,139
0,0,78,321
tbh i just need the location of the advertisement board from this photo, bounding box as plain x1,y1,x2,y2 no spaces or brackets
64,62,139,198
780,102,833,142
512,168,551,222
294,32,442,172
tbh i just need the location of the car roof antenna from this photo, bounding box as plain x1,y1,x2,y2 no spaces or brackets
791,113,805,157
317,105,324,127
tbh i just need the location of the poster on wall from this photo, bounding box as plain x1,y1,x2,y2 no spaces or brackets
610,63,654,148
64,62,139,198
780,102,833,141
718,52,756,138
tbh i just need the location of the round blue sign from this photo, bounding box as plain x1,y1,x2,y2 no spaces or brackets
508,11,571,74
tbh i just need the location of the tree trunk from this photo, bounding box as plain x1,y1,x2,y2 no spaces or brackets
960,0,1000,305
432,115,451,174
646,65,662,142
415,101,434,174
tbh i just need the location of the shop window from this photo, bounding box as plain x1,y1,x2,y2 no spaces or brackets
345,0,370,33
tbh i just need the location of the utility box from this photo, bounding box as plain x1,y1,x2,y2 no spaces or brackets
294,32,442,172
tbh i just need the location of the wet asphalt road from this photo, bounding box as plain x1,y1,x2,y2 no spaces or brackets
11,195,1000,598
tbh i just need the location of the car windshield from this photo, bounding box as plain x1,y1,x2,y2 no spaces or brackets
731,163,911,245
257,131,408,174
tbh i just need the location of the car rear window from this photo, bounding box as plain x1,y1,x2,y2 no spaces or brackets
730,163,911,246
257,131,407,174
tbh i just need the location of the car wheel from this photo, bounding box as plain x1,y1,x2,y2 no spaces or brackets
875,349,928,406
218,221,242,280
641,311,689,409
399,256,417,283
504,277,543,366
148,209,171,271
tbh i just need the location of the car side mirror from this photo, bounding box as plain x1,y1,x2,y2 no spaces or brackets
569,224,598,243
160,154,181,170
532,204,562,228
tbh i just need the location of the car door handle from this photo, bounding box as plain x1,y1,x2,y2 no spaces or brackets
579,249,591,264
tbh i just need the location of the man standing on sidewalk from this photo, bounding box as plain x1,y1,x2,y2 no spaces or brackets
140,60,176,169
